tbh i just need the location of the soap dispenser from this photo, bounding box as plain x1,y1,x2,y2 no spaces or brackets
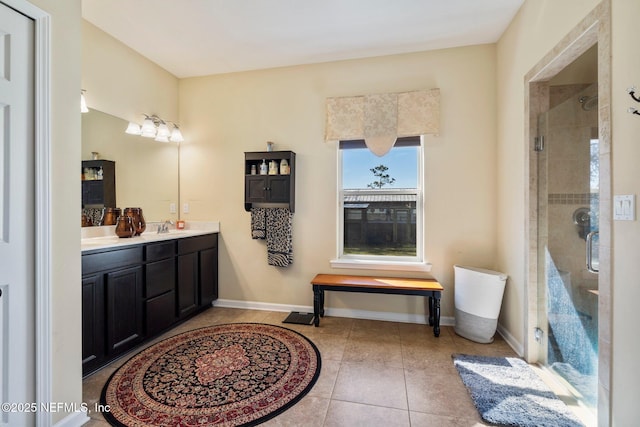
259,159,268,175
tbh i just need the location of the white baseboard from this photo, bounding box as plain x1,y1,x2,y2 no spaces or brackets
497,322,524,356
54,410,90,427
214,299,454,326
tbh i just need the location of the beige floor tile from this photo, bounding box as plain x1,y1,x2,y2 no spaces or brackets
307,359,340,399
350,319,400,339
306,333,346,361
342,337,404,367
401,342,458,373
405,369,480,420
260,396,330,427
82,418,111,427
309,315,354,337
332,362,408,409
324,400,410,427
409,411,489,427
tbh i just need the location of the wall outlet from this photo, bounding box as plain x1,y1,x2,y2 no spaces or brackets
613,194,635,221
183,203,190,214
169,203,176,214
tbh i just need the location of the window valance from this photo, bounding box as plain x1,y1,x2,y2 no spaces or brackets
325,88,440,156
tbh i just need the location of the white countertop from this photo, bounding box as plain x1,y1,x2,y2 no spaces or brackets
81,221,220,252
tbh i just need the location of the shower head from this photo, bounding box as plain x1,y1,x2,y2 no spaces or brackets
579,95,598,111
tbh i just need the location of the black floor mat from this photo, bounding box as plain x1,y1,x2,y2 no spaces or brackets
282,311,315,325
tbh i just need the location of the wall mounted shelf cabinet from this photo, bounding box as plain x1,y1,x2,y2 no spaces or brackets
244,151,296,212
81,159,116,208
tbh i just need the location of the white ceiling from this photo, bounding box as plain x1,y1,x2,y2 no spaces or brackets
82,0,523,78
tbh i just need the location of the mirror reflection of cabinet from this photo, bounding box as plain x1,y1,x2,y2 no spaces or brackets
82,160,116,208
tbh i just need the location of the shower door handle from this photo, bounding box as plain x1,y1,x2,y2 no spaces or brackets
586,231,599,273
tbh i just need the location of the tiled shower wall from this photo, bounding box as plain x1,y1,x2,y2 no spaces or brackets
546,84,599,321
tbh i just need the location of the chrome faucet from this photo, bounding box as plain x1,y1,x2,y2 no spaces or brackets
158,220,174,234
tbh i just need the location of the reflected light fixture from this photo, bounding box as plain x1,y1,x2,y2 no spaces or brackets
80,89,89,113
125,114,184,142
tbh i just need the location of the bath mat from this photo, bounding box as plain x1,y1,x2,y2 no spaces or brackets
282,311,315,325
101,323,321,426
453,354,584,427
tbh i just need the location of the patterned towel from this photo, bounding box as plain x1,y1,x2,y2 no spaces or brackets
251,207,266,239
266,208,293,267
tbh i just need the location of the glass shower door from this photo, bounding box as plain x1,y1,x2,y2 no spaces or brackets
536,86,599,411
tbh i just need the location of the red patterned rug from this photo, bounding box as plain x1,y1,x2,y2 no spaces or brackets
101,323,321,426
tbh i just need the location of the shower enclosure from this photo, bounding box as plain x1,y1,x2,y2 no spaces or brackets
536,83,599,411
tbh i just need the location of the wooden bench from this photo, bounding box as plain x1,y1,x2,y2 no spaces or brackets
310,273,444,337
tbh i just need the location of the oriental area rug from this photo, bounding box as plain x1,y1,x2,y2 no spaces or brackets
453,354,584,427
101,323,321,426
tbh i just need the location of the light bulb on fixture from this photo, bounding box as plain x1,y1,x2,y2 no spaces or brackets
80,89,89,113
156,122,171,138
125,122,142,135
124,114,185,142
140,116,157,137
170,126,184,143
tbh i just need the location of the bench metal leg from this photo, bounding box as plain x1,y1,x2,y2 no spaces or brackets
428,296,434,326
313,286,323,327
432,295,441,337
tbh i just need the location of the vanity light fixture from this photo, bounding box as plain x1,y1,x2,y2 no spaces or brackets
125,114,184,142
627,86,640,116
80,89,89,113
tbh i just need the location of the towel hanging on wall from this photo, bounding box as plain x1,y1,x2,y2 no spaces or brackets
266,208,293,267
251,207,293,267
251,207,266,239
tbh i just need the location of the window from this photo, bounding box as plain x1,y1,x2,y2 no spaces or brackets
333,137,428,271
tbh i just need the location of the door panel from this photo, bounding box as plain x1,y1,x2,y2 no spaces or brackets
0,6,34,426
536,84,599,410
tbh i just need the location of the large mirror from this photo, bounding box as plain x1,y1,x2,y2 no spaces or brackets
81,109,179,224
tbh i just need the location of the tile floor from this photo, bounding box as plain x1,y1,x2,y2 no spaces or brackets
82,307,587,426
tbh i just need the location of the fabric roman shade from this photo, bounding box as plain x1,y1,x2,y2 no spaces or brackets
325,88,440,156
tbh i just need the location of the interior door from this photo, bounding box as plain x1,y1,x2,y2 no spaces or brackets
536,84,599,412
0,4,35,426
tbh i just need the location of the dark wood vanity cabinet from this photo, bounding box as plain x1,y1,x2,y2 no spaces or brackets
82,273,105,375
244,151,296,212
81,233,218,377
145,241,177,336
82,245,143,375
105,265,144,356
200,246,219,306
177,234,219,318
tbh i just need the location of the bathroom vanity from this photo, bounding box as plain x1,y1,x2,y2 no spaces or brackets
81,225,219,376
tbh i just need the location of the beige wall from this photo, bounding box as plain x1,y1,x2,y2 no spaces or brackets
179,45,498,319
610,0,640,424
81,20,179,124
